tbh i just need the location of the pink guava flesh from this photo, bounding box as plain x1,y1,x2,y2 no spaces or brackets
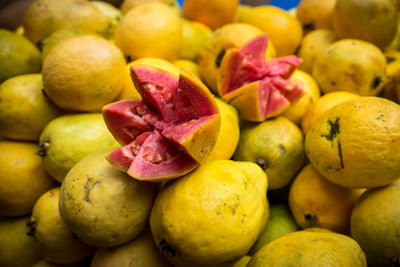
103,66,219,181
221,35,304,119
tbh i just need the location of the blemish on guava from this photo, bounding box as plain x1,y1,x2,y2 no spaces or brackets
302,21,315,32
337,140,344,169
83,177,92,204
372,77,382,89
321,117,340,143
304,213,318,224
386,57,396,64
278,144,286,155
215,50,226,68
376,112,385,121
26,220,37,236
159,239,177,257
331,81,336,86
36,141,50,157
255,158,269,170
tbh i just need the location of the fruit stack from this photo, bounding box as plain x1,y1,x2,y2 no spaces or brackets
0,0,399,266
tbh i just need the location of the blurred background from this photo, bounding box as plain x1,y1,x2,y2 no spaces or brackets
0,0,300,30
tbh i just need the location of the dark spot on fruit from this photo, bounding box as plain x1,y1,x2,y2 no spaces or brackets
351,41,356,45
321,117,340,142
376,112,385,121
49,191,54,197
83,176,92,203
215,50,226,68
372,77,382,89
326,49,333,55
337,140,344,169
302,21,315,32
36,141,50,157
37,39,44,51
278,145,286,155
386,56,396,64
304,213,318,223
159,239,177,258
331,81,336,86
26,220,37,236
255,158,269,170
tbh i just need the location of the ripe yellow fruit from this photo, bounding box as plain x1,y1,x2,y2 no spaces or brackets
0,141,56,217
22,0,108,44
306,96,400,188
114,2,182,61
301,91,359,134
247,231,367,266
150,160,268,266
282,69,321,125
42,35,126,111
29,188,94,264
0,29,41,82
183,0,239,30
120,0,179,14
296,0,337,32
236,5,303,56
0,74,63,141
207,98,240,161
289,164,364,233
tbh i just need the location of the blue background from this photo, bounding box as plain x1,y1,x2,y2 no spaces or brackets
177,0,301,10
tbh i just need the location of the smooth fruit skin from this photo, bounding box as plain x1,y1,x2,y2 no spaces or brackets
305,96,400,188
234,117,305,190
236,6,303,57
38,113,119,182
59,149,157,247
150,160,268,267
0,74,63,141
312,39,387,96
301,91,359,134
296,0,337,32
0,217,41,267
282,69,321,125
114,2,182,61
249,204,298,256
0,141,56,217
351,180,400,267
29,188,94,264
182,0,239,30
333,0,398,49
42,35,126,112
0,29,41,82
91,229,173,267
207,98,240,161
247,231,367,267
22,0,109,44
289,164,364,233
297,29,338,74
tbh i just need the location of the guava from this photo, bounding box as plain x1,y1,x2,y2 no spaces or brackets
103,66,220,181
333,0,398,49
149,160,268,267
90,229,173,267
312,39,386,96
217,35,303,122
27,188,94,264
38,113,120,182
59,149,157,248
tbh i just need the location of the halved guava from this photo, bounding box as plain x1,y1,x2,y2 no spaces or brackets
217,35,304,122
102,66,220,181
